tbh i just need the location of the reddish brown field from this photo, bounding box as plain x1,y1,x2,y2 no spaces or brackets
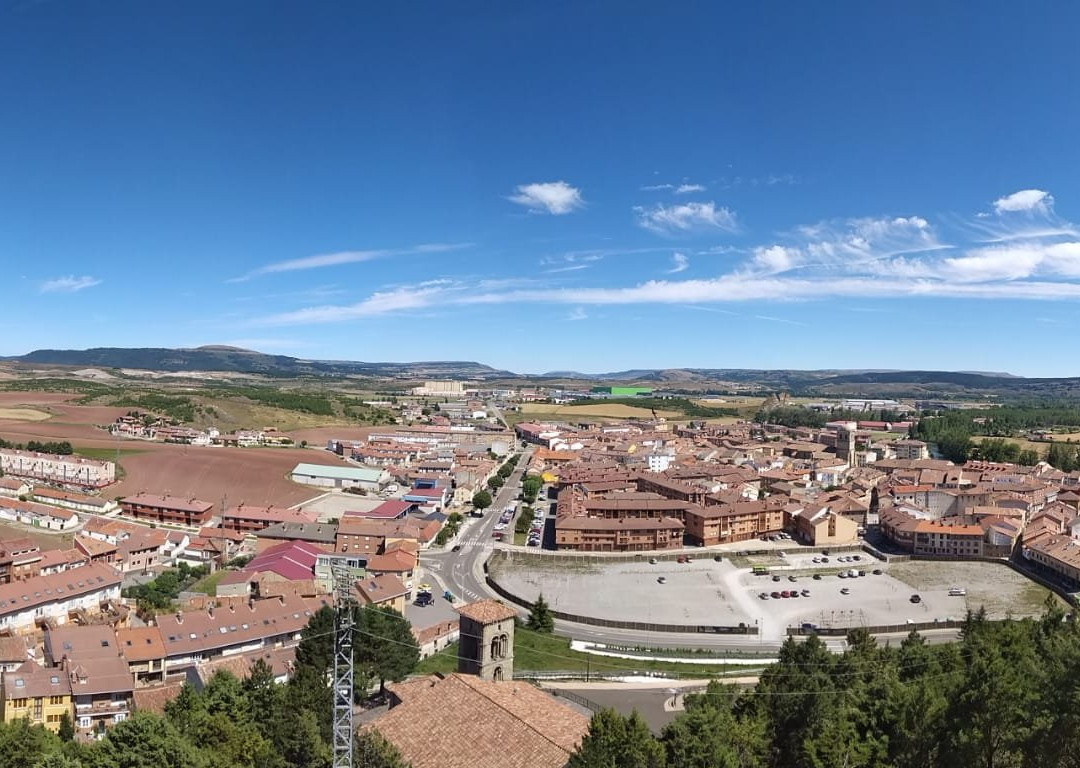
290,426,384,445
0,391,353,508
108,444,345,507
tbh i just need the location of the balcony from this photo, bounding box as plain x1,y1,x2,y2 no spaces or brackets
75,698,130,715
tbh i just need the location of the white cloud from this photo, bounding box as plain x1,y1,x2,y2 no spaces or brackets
640,183,674,191
509,181,584,215
635,201,738,235
667,252,690,273
994,189,1053,214
675,183,706,194
567,307,588,321
40,275,101,294
254,187,1080,324
230,242,473,282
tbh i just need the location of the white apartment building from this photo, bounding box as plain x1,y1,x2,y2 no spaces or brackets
0,449,115,489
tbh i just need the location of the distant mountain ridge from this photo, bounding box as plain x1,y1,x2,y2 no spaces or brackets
8,347,1080,398
9,346,511,379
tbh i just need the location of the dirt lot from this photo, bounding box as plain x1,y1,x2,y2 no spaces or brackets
520,403,680,420
0,520,74,551
107,444,344,507
0,408,51,421
886,560,1060,617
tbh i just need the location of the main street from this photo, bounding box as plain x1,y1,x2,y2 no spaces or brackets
422,446,533,604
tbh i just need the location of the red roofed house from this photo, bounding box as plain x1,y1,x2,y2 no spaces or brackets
221,504,317,533
343,500,413,520
120,494,214,527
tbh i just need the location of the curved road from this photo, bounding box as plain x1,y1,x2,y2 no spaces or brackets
423,449,959,653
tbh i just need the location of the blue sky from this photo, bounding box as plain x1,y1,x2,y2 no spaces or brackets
2,2,1080,375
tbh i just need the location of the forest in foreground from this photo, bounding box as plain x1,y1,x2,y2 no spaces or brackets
4,603,1080,767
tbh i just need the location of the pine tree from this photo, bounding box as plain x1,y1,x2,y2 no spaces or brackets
527,593,555,633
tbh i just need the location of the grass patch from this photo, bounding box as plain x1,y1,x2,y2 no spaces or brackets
414,629,767,680
415,642,461,676
513,627,765,678
75,446,146,461
190,569,232,597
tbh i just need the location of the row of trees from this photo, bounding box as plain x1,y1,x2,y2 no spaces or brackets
0,439,74,455
570,604,1080,768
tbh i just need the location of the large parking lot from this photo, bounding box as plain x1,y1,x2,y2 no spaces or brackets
491,551,1061,642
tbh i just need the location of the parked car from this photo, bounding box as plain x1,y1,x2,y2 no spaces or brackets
788,575,798,582
813,573,822,580
873,568,883,575
910,594,922,603
781,590,791,598
948,587,967,596
657,576,667,584
772,574,782,582
771,591,781,599
649,557,658,565
759,592,770,600
840,587,851,595
415,592,434,607
800,589,810,597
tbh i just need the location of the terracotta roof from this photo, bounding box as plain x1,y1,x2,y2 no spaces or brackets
456,600,517,625
133,682,184,714
3,661,70,700
0,635,28,663
0,562,121,616
373,673,589,768
117,626,167,662
354,574,409,605
155,596,330,658
122,494,214,514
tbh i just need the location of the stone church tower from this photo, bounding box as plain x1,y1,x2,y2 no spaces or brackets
457,599,516,681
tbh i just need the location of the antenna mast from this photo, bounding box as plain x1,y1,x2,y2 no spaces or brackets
332,561,355,768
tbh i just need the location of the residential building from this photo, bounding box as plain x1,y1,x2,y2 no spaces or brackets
116,626,168,684
255,521,338,553
153,595,330,670
44,625,133,739
120,494,215,526
0,448,115,489
788,504,861,546
30,488,118,515
0,562,122,632
0,661,72,733
353,574,408,613
221,504,316,533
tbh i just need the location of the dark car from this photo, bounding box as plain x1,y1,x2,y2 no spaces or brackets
452,544,462,552
772,574,782,582
415,592,434,607
813,573,822,580
910,594,922,604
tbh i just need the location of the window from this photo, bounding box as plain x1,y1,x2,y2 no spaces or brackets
50,695,65,705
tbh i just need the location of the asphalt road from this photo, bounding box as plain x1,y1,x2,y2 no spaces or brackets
423,447,533,605
422,448,964,653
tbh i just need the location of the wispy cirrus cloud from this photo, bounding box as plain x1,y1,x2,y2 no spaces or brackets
254,188,1080,325
640,183,674,192
567,307,588,321
40,275,101,294
675,183,706,194
509,181,584,215
635,201,738,235
667,252,689,273
230,242,473,282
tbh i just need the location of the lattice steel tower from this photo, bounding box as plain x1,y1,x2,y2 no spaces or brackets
332,562,355,768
